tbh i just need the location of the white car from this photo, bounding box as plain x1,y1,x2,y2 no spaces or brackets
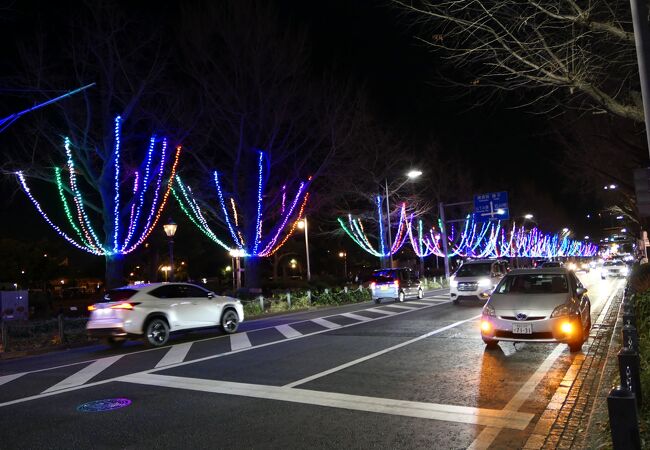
450,259,508,304
480,268,591,352
87,282,244,347
601,260,629,279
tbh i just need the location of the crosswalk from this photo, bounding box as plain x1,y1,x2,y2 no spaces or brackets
0,295,449,407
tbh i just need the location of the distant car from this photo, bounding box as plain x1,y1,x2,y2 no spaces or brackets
450,259,508,304
86,282,244,347
369,268,422,303
541,261,563,268
601,260,629,279
480,268,591,352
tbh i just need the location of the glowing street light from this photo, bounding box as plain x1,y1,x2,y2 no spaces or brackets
524,214,534,220
296,218,311,281
163,218,178,282
338,251,348,279
406,169,423,179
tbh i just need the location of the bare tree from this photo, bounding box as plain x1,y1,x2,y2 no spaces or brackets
394,0,643,122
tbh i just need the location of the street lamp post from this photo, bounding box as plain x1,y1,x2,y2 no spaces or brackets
384,170,422,269
229,249,246,290
338,251,347,280
297,218,311,282
163,218,178,282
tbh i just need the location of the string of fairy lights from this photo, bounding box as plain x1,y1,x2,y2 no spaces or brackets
16,115,181,256
340,204,598,259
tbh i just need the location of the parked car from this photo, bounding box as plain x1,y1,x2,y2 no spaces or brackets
600,260,629,279
369,268,422,303
480,268,591,352
449,259,508,304
86,282,244,347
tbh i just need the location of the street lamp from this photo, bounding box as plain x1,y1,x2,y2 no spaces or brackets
524,214,534,220
229,249,246,290
163,218,177,282
297,218,311,282
385,169,422,268
338,251,347,279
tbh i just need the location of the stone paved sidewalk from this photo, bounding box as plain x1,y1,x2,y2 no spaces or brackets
522,287,624,449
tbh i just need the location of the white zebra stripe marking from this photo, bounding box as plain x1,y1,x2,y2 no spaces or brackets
341,312,372,322
155,342,193,368
230,333,252,351
275,324,302,339
42,355,123,393
311,318,341,329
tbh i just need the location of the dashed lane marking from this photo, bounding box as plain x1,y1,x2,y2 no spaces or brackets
365,308,397,316
0,373,26,386
230,333,252,351
340,312,372,322
119,373,534,430
155,342,193,369
382,304,418,310
42,355,123,393
275,324,302,339
311,318,341,329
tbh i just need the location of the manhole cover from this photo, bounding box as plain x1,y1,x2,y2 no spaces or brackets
77,398,132,412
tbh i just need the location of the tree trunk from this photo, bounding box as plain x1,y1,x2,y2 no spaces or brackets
244,257,261,289
105,253,125,289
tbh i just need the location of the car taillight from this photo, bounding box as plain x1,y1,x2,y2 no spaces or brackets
370,282,376,289
109,302,137,310
393,280,399,288
88,305,97,311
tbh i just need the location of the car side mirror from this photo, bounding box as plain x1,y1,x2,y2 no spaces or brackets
207,292,215,299
576,287,587,296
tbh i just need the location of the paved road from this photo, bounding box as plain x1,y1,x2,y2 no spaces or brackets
0,275,624,449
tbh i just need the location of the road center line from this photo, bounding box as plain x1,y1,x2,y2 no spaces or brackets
284,315,481,388
118,373,534,430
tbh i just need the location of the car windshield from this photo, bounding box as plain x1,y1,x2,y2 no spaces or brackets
455,263,492,277
496,274,568,294
604,261,624,267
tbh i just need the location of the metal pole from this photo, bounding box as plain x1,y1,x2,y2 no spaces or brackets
385,179,394,268
439,202,450,279
168,238,175,282
235,257,242,290
304,217,311,282
344,253,347,279
630,0,650,154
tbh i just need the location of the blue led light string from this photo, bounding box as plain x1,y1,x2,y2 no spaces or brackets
213,170,243,249
112,116,122,252
252,151,264,255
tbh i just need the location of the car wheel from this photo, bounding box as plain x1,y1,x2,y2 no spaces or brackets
417,288,424,299
374,298,381,304
482,337,498,348
398,291,405,303
601,276,606,280
145,318,170,347
104,337,125,349
221,309,239,334
452,298,459,305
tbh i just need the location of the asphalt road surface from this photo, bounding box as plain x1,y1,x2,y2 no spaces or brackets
0,273,624,449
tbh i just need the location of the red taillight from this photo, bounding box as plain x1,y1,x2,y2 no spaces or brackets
109,302,135,310
393,280,399,288
370,282,376,289
88,305,97,311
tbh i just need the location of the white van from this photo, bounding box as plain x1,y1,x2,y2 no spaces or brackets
450,259,508,304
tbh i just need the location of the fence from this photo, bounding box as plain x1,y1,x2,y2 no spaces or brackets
0,316,92,354
607,285,642,449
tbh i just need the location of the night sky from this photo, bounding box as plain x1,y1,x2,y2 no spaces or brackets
0,0,595,271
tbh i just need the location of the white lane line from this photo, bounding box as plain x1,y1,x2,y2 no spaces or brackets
285,315,481,388
312,318,341,329
406,301,432,306
341,312,372,322
0,299,452,409
119,373,534,430
275,324,302,339
468,281,623,450
230,333,252,351
382,304,419,310
155,342,193,369
365,308,397,316
0,372,26,386
42,355,123,393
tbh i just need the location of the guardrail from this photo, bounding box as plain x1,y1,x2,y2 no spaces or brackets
607,286,642,449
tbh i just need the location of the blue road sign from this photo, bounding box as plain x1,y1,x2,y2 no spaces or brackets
474,191,509,222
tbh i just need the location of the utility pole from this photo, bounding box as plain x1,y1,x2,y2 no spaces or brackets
303,217,311,281
630,0,650,154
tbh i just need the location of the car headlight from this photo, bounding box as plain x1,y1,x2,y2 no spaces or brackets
568,263,577,271
478,278,491,287
550,304,573,318
483,303,496,317
450,279,458,288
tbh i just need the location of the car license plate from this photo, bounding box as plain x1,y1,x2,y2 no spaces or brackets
97,308,116,318
380,286,388,291
512,323,532,334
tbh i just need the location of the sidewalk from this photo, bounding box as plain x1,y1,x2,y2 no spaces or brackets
523,287,624,449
